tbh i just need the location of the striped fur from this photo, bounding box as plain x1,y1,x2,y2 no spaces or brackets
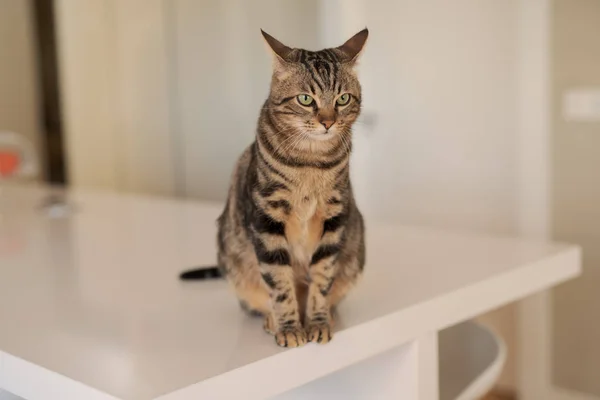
217,29,368,347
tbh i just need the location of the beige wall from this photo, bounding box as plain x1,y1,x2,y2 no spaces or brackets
0,0,42,172
552,0,600,396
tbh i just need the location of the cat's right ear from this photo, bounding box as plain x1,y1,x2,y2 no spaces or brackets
261,30,292,60
261,30,292,70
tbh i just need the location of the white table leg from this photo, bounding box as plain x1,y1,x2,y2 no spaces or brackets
274,332,439,400
416,332,439,400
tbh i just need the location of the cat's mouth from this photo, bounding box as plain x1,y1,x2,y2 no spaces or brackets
307,131,336,142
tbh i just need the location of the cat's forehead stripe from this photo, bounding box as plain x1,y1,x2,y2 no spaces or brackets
296,49,340,92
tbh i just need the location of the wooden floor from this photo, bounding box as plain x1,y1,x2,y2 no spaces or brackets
482,391,516,400
1,388,516,400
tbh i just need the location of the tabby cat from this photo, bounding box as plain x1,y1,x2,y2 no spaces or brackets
182,29,368,347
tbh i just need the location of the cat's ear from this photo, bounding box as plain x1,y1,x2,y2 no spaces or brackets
261,29,292,62
337,28,369,63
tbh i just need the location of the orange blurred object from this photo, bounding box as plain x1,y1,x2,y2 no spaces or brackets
0,151,20,177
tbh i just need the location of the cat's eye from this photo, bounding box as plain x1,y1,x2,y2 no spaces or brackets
297,94,314,106
336,93,351,106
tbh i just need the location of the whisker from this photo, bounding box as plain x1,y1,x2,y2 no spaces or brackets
349,119,371,128
271,129,303,156
282,130,308,156
339,131,351,157
282,131,305,156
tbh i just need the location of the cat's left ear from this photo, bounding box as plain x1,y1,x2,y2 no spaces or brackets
337,28,369,63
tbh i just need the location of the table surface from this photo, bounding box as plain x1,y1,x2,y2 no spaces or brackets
0,185,580,400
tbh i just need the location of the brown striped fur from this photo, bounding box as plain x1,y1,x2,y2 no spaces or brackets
217,29,368,347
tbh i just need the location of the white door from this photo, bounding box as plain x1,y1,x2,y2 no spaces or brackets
326,0,550,395
323,0,521,235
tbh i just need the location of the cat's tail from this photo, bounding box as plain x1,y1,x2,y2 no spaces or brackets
179,266,223,280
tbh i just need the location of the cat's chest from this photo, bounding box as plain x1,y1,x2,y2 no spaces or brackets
284,185,328,268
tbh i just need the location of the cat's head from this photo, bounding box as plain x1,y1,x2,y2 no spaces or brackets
261,29,368,143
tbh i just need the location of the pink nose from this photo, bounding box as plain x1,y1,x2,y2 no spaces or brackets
320,120,335,130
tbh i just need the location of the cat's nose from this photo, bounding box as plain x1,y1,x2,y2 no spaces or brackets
320,120,335,130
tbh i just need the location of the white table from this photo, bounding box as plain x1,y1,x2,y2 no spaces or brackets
0,185,580,400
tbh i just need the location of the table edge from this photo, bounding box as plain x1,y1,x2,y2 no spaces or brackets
153,246,581,400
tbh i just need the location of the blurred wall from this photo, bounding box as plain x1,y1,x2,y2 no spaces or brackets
552,0,600,396
55,0,319,196
0,0,42,174
171,0,320,200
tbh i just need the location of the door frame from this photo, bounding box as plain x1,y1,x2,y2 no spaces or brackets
32,0,68,184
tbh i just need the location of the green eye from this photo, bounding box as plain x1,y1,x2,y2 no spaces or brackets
297,94,314,106
336,93,351,106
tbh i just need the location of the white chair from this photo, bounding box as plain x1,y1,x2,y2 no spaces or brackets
440,320,507,400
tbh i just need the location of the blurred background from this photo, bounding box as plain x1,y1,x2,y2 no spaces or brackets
1,0,599,399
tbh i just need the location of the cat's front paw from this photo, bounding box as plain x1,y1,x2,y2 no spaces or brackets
307,323,333,344
263,314,276,336
275,327,308,348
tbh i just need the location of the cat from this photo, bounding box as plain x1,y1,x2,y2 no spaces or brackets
181,28,368,347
